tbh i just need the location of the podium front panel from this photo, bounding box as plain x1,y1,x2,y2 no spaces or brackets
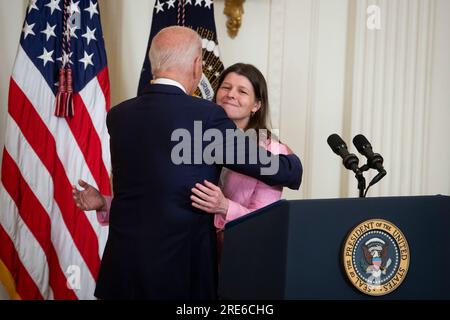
219,195,450,299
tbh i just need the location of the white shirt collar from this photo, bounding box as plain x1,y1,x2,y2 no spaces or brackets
152,78,187,94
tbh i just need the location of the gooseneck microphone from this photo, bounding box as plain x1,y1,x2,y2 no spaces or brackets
352,134,387,195
352,134,386,174
327,134,360,174
327,133,387,197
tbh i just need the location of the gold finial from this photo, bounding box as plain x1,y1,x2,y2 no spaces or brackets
224,0,245,39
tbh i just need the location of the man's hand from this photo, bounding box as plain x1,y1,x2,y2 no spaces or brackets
72,179,106,211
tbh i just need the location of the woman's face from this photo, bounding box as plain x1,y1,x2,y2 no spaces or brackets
216,72,260,129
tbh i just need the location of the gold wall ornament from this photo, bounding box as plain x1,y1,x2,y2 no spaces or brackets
224,0,245,38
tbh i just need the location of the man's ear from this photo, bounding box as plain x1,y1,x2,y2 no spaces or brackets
193,55,202,80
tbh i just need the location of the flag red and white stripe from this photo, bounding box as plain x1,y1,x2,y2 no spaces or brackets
0,0,111,300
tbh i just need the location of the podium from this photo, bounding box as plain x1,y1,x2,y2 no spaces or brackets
218,195,450,299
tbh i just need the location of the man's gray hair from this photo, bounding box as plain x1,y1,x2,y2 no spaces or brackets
149,26,202,75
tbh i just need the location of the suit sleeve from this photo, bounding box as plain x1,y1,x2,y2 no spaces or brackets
205,106,303,190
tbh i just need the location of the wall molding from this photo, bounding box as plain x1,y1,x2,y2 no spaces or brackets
267,0,286,130
301,0,320,199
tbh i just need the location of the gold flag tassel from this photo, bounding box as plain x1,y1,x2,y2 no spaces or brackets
65,68,74,117
54,0,74,118
54,68,67,117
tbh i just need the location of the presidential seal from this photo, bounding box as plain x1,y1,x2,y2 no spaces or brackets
342,219,410,296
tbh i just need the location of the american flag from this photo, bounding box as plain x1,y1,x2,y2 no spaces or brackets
0,0,111,299
138,0,224,100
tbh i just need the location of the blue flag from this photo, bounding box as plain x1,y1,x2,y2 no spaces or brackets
138,0,224,100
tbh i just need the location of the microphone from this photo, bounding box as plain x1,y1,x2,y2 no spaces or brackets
353,134,386,196
327,134,360,174
352,134,385,174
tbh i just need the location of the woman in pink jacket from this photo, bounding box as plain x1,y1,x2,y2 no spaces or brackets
189,63,291,262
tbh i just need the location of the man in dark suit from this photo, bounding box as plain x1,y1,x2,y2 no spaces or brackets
73,26,302,299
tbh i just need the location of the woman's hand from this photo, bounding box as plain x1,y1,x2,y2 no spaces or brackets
191,180,229,216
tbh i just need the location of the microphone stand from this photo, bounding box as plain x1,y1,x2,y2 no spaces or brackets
355,169,366,198
357,164,387,197
355,164,371,198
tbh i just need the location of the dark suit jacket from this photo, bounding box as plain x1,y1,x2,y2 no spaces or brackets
94,84,302,299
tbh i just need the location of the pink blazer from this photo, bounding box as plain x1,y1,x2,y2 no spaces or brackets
214,138,289,230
